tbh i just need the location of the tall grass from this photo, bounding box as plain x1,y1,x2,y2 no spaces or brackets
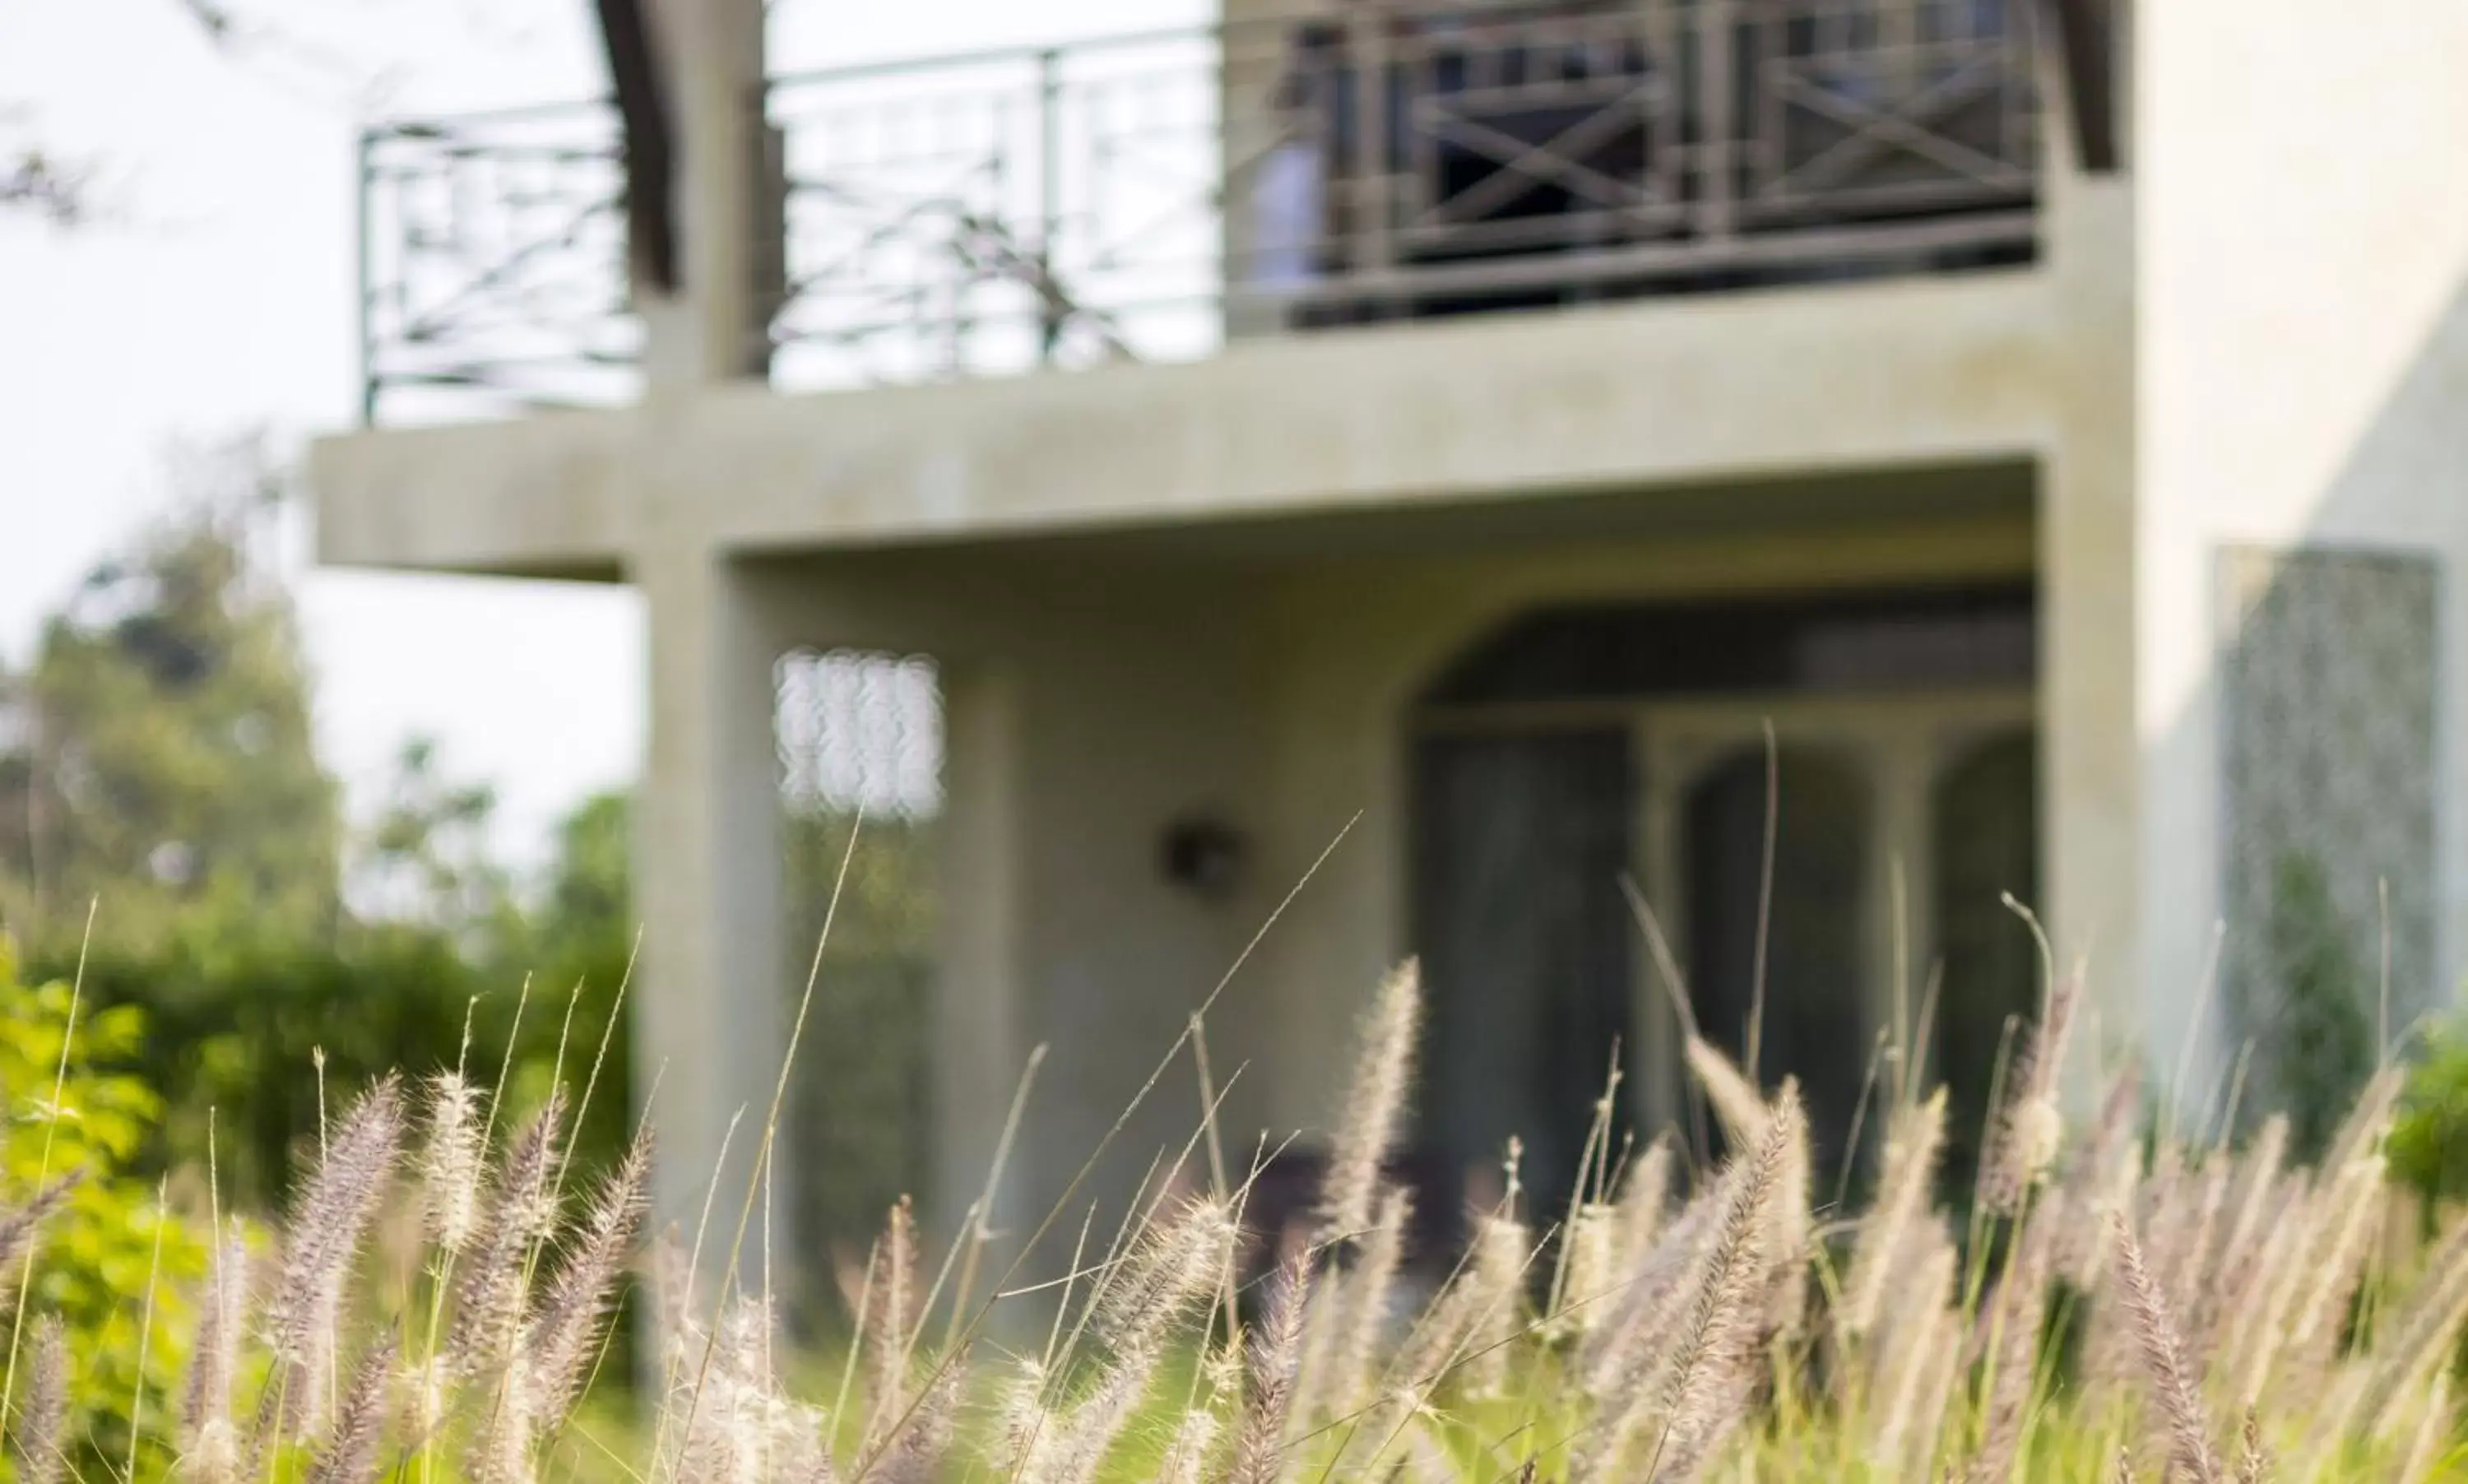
0,939,2463,1482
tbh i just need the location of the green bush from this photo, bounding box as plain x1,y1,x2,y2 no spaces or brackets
781,809,935,1285
2389,1018,2468,1208
0,934,211,1479
28,922,634,1217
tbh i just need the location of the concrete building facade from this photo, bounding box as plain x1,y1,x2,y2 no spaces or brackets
313,0,2468,1277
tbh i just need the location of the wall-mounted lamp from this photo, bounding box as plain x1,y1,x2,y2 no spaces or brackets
1160,818,1245,901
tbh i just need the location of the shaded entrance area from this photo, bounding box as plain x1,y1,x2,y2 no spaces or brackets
1410,582,2040,1216
701,458,2039,1296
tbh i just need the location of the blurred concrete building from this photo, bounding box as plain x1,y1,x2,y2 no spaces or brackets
311,0,2468,1266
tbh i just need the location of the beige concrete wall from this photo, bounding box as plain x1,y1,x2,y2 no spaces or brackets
737,499,2028,1252
2134,0,2468,1081
733,551,1271,1269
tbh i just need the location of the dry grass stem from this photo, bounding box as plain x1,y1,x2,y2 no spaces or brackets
1319,960,1422,1244
3,949,2461,1484
1842,1087,1946,1340
2112,1209,2223,1484
261,1075,405,1439
13,1315,63,1484
305,1337,396,1484
1227,1251,1309,1484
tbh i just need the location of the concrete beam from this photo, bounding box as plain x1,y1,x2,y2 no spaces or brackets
678,271,2067,551
313,269,2068,575
308,411,633,578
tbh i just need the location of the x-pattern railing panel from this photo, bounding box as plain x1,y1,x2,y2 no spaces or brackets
1390,11,1687,242
1740,0,2037,218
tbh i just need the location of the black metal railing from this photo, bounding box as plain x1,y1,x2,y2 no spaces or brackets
359,102,639,423
360,0,2040,423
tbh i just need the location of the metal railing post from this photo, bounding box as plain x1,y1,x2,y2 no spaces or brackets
1635,0,1682,218
1037,48,1065,362
1349,7,1393,314
1700,0,1736,243
1885,0,1918,100
355,126,379,425
749,79,788,380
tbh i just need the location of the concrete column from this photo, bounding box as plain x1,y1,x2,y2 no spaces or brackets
633,543,789,1253
626,0,785,1270
929,662,1028,1259
640,0,774,386
2040,169,2142,1070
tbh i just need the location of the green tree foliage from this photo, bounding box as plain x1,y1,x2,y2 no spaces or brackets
533,790,630,958
0,441,639,1213
0,438,341,953
491,787,638,1182
62,929,474,1208
2389,1023,2468,1210
49,781,641,1213
0,935,211,1480
782,808,937,1278
355,735,514,937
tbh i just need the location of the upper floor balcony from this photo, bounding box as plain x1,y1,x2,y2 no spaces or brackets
358,0,2043,425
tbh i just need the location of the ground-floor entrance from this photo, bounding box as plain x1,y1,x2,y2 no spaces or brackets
1410,584,2040,1220
709,491,2064,1305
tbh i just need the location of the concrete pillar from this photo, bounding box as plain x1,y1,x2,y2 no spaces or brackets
928,662,1029,1262
640,0,774,386
634,543,790,1254
2040,165,2142,1070
625,0,785,1265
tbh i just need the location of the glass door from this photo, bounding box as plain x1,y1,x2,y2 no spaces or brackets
1410,726,1637,1225
1408,691,2039,1214
1631,694,2036,1185
1658,733,1875,1172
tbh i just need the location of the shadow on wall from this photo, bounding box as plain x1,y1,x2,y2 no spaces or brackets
2159,266,2468,1139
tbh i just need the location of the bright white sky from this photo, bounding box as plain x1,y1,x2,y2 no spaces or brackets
0,0,1198,868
